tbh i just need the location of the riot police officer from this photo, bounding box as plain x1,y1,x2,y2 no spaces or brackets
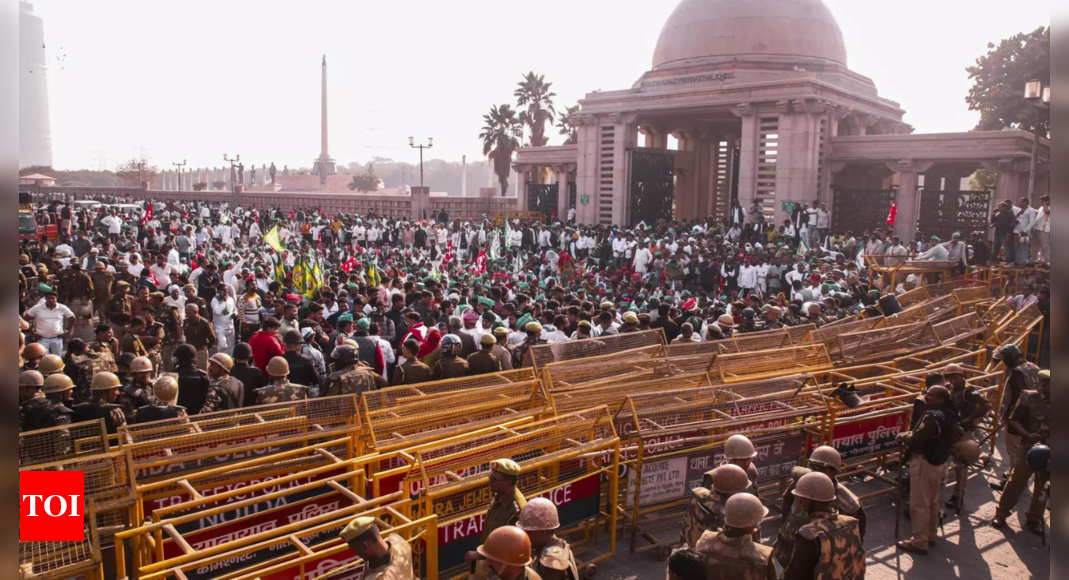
23,374,76,431
725,435,762,499
73,372,128,434
174,344,211,414
201,353,245,413
118,356,157,417
133,376,188,424
19,370,47,432
466,459,527,580
339,517,414,580
325,345,386,398
696,493,776,580
282,330,320,389
991,344,1041,490
993,370,1050,534
518,498,579,580
682,464,751,549
254,357,309,404
782,472,866,580
943,363,992,510
433,334,469,381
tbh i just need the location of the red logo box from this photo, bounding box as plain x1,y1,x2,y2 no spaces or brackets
20,471,86,542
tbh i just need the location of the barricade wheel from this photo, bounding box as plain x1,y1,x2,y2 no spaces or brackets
582,564,597,579
657,545,673,561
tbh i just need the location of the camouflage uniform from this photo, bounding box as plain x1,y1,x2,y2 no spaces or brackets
133,404,188,424
254,381,309,405
324,366,384,398
200,376,245,414
118,381,157,418
20,395,68,432
681,487,724,549
364,534,415,580
774,469,866,568
531,537,579,580
782,511,865,580
696,531,777,580
995,390,1050,525
73,398,127,435
119,331,149,358
105,294,133,325
155,304,182,372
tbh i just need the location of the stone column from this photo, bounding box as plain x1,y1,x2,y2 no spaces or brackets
733,104,759,216
461,155,468,197
775,99,825,224
514,166,530,212
674,131,698,221
574,118,598,225
557,164,575,221
997,159,1030,202
610,113,639,226
891,160,933,240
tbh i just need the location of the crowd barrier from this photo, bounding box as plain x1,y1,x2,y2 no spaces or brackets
19,418,110,468
19,504,105,580
524,329,666,371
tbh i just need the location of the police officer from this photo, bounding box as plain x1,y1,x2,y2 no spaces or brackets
118,356,157,418
513,322,547,369
201,353,244,413
782,472,866,580
895,385,958,556
339,517,414,580
696,493,777,580
133,376,188,424
255,357,309,404
943,363,992,510
433,334,470,381
38,354,66,379
22,343,47,372
682,464,750,549
492,327,515,372
392,340,432,386
20,371,63,432
466,459,527,580
991,344,1041,490
475,526,543,580
282,330,320,389
518,498,579,580
325,345,386,398
231,343,266,407
774,447,866,568
469,334,504,376
73,372,128,434
993,369,1050,534
725,435,761,499
174,344,211,414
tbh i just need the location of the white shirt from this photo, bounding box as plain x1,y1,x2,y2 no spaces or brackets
150,263,179,288
166,295,188,321
633,248,654,274
738,265,759,289
1029,207,1051,233
1014,207,1037,234
612,238,629,257
756,264,771,292
917,244,949,262
26,303,74,338
102,215,123,234
212,296,236,328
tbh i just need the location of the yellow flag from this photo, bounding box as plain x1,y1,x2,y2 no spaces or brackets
264,226,285,253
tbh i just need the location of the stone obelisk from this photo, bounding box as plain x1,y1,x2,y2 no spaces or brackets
312,55,336,184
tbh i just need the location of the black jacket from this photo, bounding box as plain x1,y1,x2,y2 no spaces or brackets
176,364,211,415
232,363,267,407
283,351,320,388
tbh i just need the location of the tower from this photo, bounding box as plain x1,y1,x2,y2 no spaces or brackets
312,55,336,183
461,155,468,197
20,2,53,168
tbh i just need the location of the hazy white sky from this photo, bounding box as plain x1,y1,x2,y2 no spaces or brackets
29,0,1050,172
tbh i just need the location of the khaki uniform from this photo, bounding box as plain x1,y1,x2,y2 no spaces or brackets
155,305,182,372
471,489,527,580
364,534,415,580
774,469,866,568
254,381,309,405
996,390,1050,524
782,511,865,580
119,332,148,358
531,537,579,580
90,271,115,312
393,359,432,385
1002,363,1041,469
183,317,217,370
432,357,469,381
950,385,988,500
491,345,515,371
681,487,724,549
467,350,503,376
696,531,777,580
325,366,385,398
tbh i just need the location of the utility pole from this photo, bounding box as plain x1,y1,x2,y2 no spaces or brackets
409,137,434,219
172,160,187,191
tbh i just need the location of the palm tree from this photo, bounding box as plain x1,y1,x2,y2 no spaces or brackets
480,104,522,197
557,105,580,145
515,72,557,147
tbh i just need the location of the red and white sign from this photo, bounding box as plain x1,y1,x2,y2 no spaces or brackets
20,471,85,542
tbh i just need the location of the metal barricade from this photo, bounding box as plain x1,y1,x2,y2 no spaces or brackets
360,370,537,416
19,503,104,580
667,327,795,357
932,313,987,347
19,419,110,468
800,317,884,361
540,346,677,391
835,322,941,366
706,345,834,384
551,373,715,416
524,329,666,371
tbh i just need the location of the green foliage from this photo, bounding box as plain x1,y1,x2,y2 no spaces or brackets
969,169,998,192
480,104,522,196
515,72,557,147
348,172,381,193
558,105,580,145
115,158,159,186
193,182,208,191
966,27,1050,136
211,181,227,190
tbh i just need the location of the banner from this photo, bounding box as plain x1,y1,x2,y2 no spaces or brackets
264,226,286,253
813,412,908,460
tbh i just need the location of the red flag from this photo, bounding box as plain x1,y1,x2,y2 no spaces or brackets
886,202,898,227
340,257,360,273
141,204,154,227
473,251,487,275
443,240,453,264
289,210,295,221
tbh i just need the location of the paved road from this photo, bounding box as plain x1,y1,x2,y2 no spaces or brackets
584,439,1049,580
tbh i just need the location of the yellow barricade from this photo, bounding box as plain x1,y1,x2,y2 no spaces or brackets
706,345,834,384
667,327,795,357
540,346,677,391
360,370,537,416
932,313,987,347
953,286,995,314
551,373,715,416
524,329,666,371
19,418,110,468
20,503,105,580
835,322,941,366
895,286,932,309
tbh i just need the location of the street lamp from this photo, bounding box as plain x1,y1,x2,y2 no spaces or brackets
409,137,434,219
1023,80,1051,200
172,160,187,191
224,154,241,196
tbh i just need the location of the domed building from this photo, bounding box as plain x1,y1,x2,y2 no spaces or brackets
515,0,1047,240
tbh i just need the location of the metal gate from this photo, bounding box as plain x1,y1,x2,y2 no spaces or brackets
628,151,675,226
568,183,577,213
831,189,896,234
918,190,992,240
527,183,559,223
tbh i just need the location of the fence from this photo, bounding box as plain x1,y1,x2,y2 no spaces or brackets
666,327,796,357
19,418,110,468
835,322,942,366
540,346,677,391
359,371,537,416
706,345,834,384
549,373,715,416
19,504,104,580
524,329,667,371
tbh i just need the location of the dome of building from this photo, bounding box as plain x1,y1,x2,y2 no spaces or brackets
652,0,848,71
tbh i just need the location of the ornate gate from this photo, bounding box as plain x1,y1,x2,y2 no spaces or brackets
831,189,896,234
527,183,559,223
918,190,992,240
628,151,675,226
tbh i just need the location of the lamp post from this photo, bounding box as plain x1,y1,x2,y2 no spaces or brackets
224,154,241,196
1024,80,1051,201
409,137,434,219
172,160,187,191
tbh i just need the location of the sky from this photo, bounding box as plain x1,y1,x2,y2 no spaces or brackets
25,0,1051,172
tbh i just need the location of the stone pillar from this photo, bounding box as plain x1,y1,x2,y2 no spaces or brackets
410,186,430,220
556,164,575,221
674,132,698,221
775,99,825,224
461,155,468,197
610,115,639,226
514,166,530,212
574,119,598,226
733,104,760,215
997,159,1030,203
891,160,933,240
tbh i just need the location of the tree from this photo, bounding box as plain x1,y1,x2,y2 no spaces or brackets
515,72,557,147
193,182,208,191
557,105,580,145
966,27,1050,137
115,158,159,187
480,104,522,197
348,172,380,194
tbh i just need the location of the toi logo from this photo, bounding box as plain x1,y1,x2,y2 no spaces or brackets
20,471,86,542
